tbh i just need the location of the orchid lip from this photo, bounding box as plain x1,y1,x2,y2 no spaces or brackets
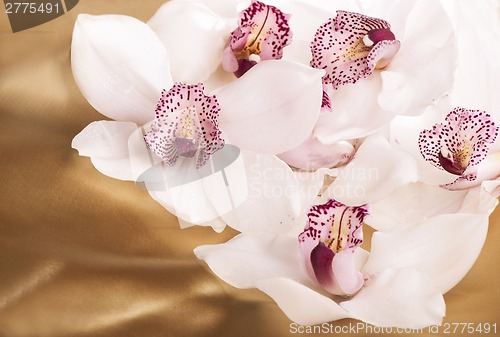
419,107,499,187
222,0,292,77
310,11,400,89
144,83,224,168
298,199,368,296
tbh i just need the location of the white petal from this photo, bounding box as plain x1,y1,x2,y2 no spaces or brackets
220,151,310,234
148,1,230,83
316,78,395,144
369,182,468,231
324,135,418,205
175,0,241,18
458,183,499,214
194,233,307,288
378,0,457,116
341,269,445,328
482,179,500,199
256,277,352,326
363,212,490,294
72,121,138,180
441,0,500,118
71,14,173,125
214,60,324,154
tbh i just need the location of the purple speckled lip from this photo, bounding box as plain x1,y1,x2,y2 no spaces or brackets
419,107,499,185
310,10,400,89
144,83,225,168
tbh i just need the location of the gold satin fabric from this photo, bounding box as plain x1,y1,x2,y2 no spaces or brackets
0,1,498,336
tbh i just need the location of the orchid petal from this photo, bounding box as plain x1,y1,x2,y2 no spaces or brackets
220,152,311,234
214,60,323,154
315,79,395,144
278,136,355,170
256,277,352,326
369,182,468,231
194,233,308,289
341,269,445,328
148,2,230,83
441,0,500,117
175,0,240,19
378,0,457,116
71,14,173,125
481,179,500,199
363,212,490,294
325,135,418,206
332,249,364,295
72,121,137,181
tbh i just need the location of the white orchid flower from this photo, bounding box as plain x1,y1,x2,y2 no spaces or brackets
70,11,325,230
195,189,497,327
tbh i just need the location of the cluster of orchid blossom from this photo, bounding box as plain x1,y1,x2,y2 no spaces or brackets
71,0,500,329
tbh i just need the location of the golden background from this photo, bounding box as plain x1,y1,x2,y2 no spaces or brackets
0,1,498,336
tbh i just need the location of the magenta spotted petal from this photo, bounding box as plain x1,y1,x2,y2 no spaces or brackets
144,83,224,168
419,107,498,184
222,0,292,77
298,199,368,296
310,11,400,89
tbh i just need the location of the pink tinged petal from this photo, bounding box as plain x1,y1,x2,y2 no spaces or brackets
144,83,224,168
310,11,399,89
148,1,230,83
214,60,323,154
278,136,355,170
223,0,292,76
363,212,490,294
340,269,445,329
298,199,367,296
418,107,499,183
325,135,419,206
194,233,308,289
71,121,138,181
71,14,173,125
256,277,352,326
332,249,364,295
